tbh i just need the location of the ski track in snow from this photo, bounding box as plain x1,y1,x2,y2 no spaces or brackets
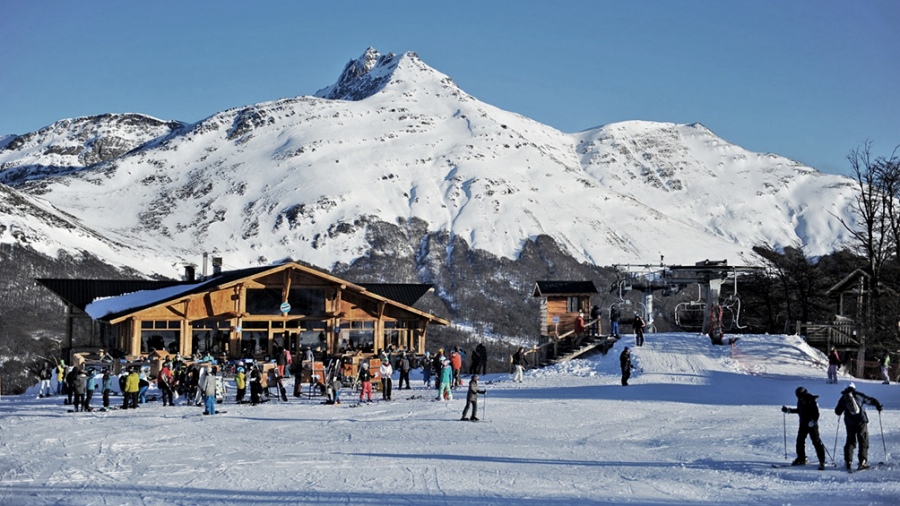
0,333,897,506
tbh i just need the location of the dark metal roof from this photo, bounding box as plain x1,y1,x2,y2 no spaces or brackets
360,283,433,307
532,281,598,297
36,278,186,313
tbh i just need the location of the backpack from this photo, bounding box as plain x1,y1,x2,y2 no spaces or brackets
844,393,860,416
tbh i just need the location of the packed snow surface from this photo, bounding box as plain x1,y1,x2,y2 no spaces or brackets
1,333,897,505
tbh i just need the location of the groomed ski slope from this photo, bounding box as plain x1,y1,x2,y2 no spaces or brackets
0,333,897,506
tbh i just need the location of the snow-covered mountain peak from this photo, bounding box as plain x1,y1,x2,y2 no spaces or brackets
314,48,463,103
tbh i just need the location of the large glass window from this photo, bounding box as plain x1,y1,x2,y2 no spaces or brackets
191,319,230,355
339,321,375,353
299,320,327,350
140,321,180,355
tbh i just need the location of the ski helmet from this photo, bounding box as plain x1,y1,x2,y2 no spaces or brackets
795,386,807,397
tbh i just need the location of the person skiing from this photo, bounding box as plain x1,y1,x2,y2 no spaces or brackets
826,347,841,384
633,313,645,347
620,347,634,386
879,353,891,385
781,386,827,469
460,375,486,421
358,362,373,403
609,305,621,339
834,383,883,471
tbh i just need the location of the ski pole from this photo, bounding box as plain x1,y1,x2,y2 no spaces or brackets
783,411,787,460
878,411,888,463
482,391,487,421
832,414,841,466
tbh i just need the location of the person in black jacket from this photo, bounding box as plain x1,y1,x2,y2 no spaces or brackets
834,382,883,471
620,347,634,386
781,386,826,469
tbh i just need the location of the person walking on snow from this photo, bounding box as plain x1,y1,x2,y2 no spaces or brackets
71,368,86,412
101,369,112,409
38,364,53,398
834,383,883,471
827,347,841,384
380,359,393,400
574,312,586,343
633,313,645,347
397,351,411,390
879,353,891,385
201,366,218,415
511,347,527,383
460,375,486,421
83,368,96,412
620,347,634,386
781,386,827,469
124,367,140,409
437,358,453,401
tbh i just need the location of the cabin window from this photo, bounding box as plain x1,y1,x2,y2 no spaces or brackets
246,288,326,315
339,321,375,353
567,296,580,313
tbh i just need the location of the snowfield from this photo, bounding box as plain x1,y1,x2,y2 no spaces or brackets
1,333,897,505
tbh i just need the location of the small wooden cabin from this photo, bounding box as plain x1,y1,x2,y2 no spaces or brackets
38,262,448,364
532,281,598,337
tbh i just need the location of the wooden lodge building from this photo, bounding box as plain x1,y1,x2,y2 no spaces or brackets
532,281,598,337
37,261,449,367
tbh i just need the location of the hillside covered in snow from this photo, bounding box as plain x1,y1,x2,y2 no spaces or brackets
1,332,897,505
0,48,857,278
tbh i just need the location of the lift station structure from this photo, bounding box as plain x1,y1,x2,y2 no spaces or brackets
612,259,764,343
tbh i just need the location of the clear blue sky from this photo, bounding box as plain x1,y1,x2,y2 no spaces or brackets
2,0,897,175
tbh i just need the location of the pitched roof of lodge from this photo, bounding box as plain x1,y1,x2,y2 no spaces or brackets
37,263,443,323
532,281,598,297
